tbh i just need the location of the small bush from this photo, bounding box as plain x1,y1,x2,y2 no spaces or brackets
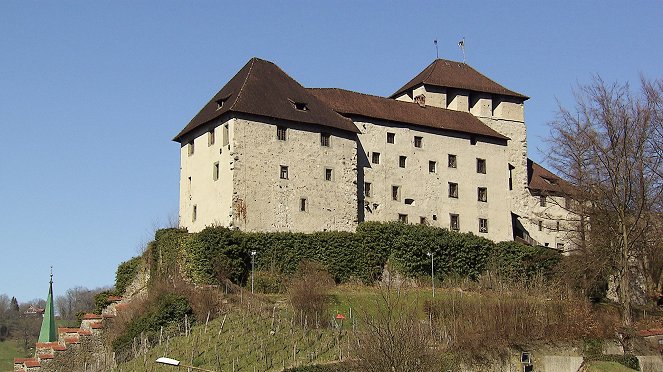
93,291,114,314
253,271,285,294
288,261,334,327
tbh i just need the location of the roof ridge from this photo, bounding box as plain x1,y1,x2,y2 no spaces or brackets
230,58,256,111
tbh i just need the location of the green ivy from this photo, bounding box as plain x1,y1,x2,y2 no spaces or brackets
115,256,141,295
147,223,560,287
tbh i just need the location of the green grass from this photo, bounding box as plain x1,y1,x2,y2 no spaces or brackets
0,339,31,371
586,361,638,372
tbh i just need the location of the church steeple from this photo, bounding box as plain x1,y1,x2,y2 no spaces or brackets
38,268,57,342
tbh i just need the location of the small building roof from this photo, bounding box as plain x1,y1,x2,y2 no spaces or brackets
527,159,574,196
173,58,359,142
309,88,509,141
390,59,528,100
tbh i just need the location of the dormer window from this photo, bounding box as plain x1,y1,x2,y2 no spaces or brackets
290,99,309,111
215,98,226,110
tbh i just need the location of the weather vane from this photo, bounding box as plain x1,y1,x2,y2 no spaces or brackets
458,37,466,63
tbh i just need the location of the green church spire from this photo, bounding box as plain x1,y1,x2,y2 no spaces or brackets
38,268,57,343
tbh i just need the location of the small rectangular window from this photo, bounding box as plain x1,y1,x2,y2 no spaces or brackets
478,187,487,202
187,141,194,156
325,168,333,181
277,126,287,141
556,242,565,250
432,214,437,221
392,185,401,201
399,156,407,168
450,214,460,230
372,152,380,164
538,220,543,231
364,182,371,197
192,205,197,222
300,198,307,212
448,182,458,198
419,217,427,225
470,136,477,145
479,218,488,233
404,198,414,205
213,162,220,181
387,132,395,144
398,214,408,223
477,158,486,174
556,221,560,231
280,165,289,180
414,136,422,148
222,124,229,146
540,195,546,207
208,129,215,146
320,133,330,147
429,161,437,173
448,154,457,168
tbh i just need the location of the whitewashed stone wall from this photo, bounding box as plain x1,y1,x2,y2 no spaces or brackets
356,117,513,242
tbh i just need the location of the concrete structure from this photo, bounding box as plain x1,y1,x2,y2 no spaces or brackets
174,57,574,249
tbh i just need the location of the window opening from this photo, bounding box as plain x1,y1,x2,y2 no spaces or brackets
372,152,380,164
399,156,407,168
448,182,458,198
280,165,289,180
448,154,457,168
387,132,395,144
300,198,307,212
479,218,488,233
392,185,401,201
429,161,437,173
477,158,486,174
208,129,215,146
478,187,487,202
398,214,408,223
320,133,330,147
277,126,287,141
414,136,423,148
450,214,460,230
325,168,333,181
213,162,219,181
364,182,371,197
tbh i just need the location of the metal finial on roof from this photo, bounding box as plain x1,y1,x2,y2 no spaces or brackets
434,39,438,59
458,37,466,63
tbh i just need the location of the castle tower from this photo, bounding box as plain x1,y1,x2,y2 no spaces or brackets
38,269,57,343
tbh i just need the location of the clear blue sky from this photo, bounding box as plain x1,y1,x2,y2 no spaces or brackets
1,2,661,302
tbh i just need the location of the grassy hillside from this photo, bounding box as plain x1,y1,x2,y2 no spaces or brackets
0,339,31,371
117,297,349,371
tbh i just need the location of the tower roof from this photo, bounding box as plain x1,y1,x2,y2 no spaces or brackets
390,59,528,100
173,58,359,142
38,271,57,343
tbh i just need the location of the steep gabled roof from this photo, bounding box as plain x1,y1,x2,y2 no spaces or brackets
527,159,574,195
173,58,359,142
309,88,509,141
391,59,528,100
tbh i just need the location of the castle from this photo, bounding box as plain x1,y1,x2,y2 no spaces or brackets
174,58,574,250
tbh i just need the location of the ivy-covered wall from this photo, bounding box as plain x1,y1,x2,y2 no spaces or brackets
146,222,560,286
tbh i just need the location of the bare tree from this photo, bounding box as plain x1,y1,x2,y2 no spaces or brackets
547,77,663,346
354,282,436,372
55,286,103,320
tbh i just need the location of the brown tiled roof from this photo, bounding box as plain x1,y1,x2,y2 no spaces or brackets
90,322,103,329
78,330,92,336
38,354,54,360
174,58,359,142
309,88,508,140
36,342,60,348
107,295,122,302
527,159,574,195
82,313,102,320
391,59,528,100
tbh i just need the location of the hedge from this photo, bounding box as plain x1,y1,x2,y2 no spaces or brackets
147,222,561,287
